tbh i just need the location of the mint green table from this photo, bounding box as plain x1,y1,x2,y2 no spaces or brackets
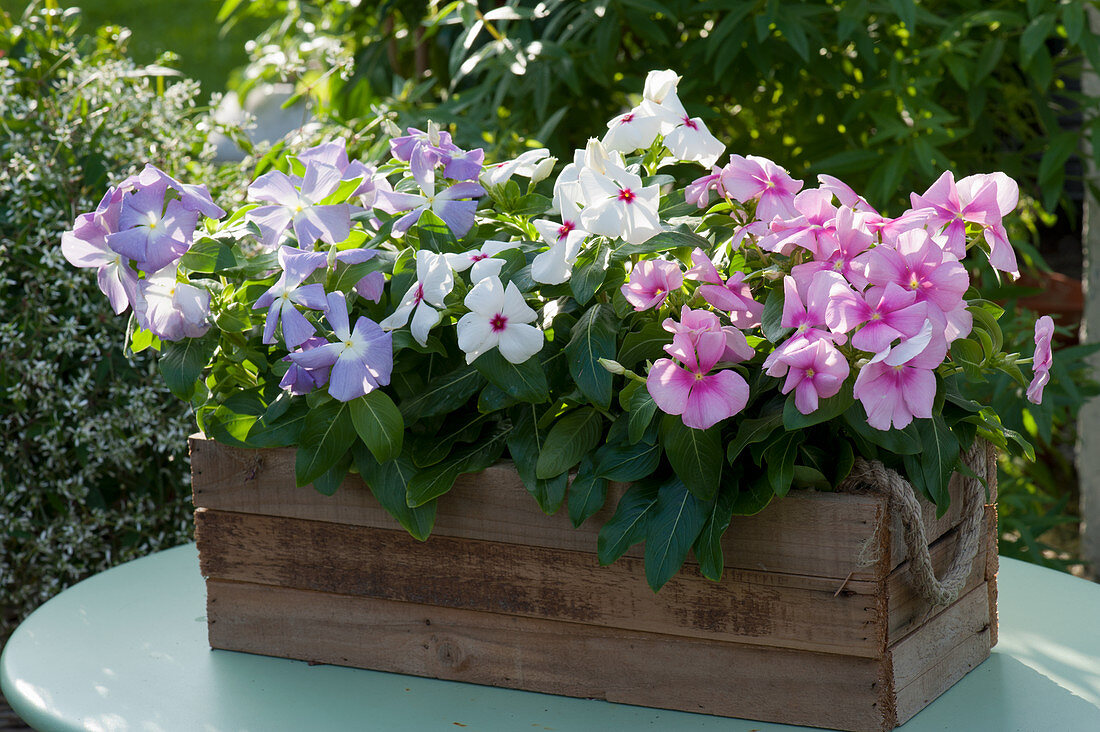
3,545,1099,731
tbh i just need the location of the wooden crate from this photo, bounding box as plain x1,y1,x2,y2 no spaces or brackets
190,436,998,732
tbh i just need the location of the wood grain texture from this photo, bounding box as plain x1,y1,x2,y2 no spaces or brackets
190,437,989,582
195,507,887,657
890,584,993,726
191,437,999,732
206,578,892,732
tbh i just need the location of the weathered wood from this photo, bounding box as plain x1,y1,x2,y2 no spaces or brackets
886,491,999,644
206,578,891,732
190,436,997,732
195,507,887,657
190,437,979,581
890,584,993,726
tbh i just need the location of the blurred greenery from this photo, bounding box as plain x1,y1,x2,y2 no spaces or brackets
2,0,265,93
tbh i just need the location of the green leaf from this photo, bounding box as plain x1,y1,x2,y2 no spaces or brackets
473,349,549,403
593,434,661,482
968,305,1003,354
312,452,352,496
399,365,486,420
1020,13,1056,68
565,303,618,408
597,481,660,565
618,322,670,369
1037,131,1078,188
354,447,436,541
179,237,237,273
570,240,611,305
731,474,776,515
726,411,785,463
902,416,959,511
843,410,922,454
405,459,463,508
350,390,404,464
627,386,659,443
506,404,568,513
782,381,854,429
763,431,803,497
761,286,791,343
247,398,308,448
535,407,604,479
417,209,459,252
568,456,608,527
644,477,710,591
612,228,711,258
295,400,356,487
660,415,722,501
693,486,737,581
159,331,218,400
513,193,553,216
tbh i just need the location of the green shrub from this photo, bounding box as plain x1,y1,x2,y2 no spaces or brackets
0,3,227,638
223,0,1100,219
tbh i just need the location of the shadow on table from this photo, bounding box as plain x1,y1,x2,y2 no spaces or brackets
904,651,1100,730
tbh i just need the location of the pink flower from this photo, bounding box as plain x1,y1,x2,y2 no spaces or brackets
959,172,1021,278
858,229,969,328
910,170,1002,259
686,166,724,208
662,306,755,363
853,320,947,430
791,206,874,289
621,259,683,311
763,273,847,372
1027,315,1055,404
826,282,928,353
647,332,750,430
719,154,803,221
777,339,850,414
684,248,763,328
758,188,837,257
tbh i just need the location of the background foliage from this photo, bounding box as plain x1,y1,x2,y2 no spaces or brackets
0,2,231,639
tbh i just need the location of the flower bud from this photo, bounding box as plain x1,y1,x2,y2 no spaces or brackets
530,156,557,185
382,119,402,137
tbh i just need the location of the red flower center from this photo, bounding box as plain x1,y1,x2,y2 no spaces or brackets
683,116,698,130
471,253,488,262
412,282,425,305
621,113,635,124
490,313,509,332
557,220,575,240
618,188,635,203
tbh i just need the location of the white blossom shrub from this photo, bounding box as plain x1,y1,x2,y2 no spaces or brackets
0,6,226,638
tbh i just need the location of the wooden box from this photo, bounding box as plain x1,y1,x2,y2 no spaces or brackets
190,436,998,732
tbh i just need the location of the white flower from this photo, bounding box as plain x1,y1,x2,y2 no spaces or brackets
643,69,681,105
457,276,544,364
577,154,661,245
480,149,553,188
444,240,515,283
603,103,664,154
136,264,211,341
378,250,453,345
531,220,587,285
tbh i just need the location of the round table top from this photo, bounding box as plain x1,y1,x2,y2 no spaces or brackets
3,545,1100,731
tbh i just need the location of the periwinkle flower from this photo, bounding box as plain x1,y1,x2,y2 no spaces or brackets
246,161,353,249
1027,316,1055,405
289,292,392,402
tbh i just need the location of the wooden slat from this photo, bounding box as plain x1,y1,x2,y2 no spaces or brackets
195,507,887,657
206,579,892,732
886,503,996,644
190,437,893,581
889,584,993,726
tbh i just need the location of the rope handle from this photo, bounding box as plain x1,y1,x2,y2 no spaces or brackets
840,442,990,607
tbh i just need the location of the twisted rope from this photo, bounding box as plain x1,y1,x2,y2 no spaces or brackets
840,442,989,607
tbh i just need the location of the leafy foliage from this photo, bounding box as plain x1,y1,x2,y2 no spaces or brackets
0,2,234,639
221,0,1100,220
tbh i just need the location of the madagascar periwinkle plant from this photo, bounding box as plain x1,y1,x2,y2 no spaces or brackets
64,70,1054,591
